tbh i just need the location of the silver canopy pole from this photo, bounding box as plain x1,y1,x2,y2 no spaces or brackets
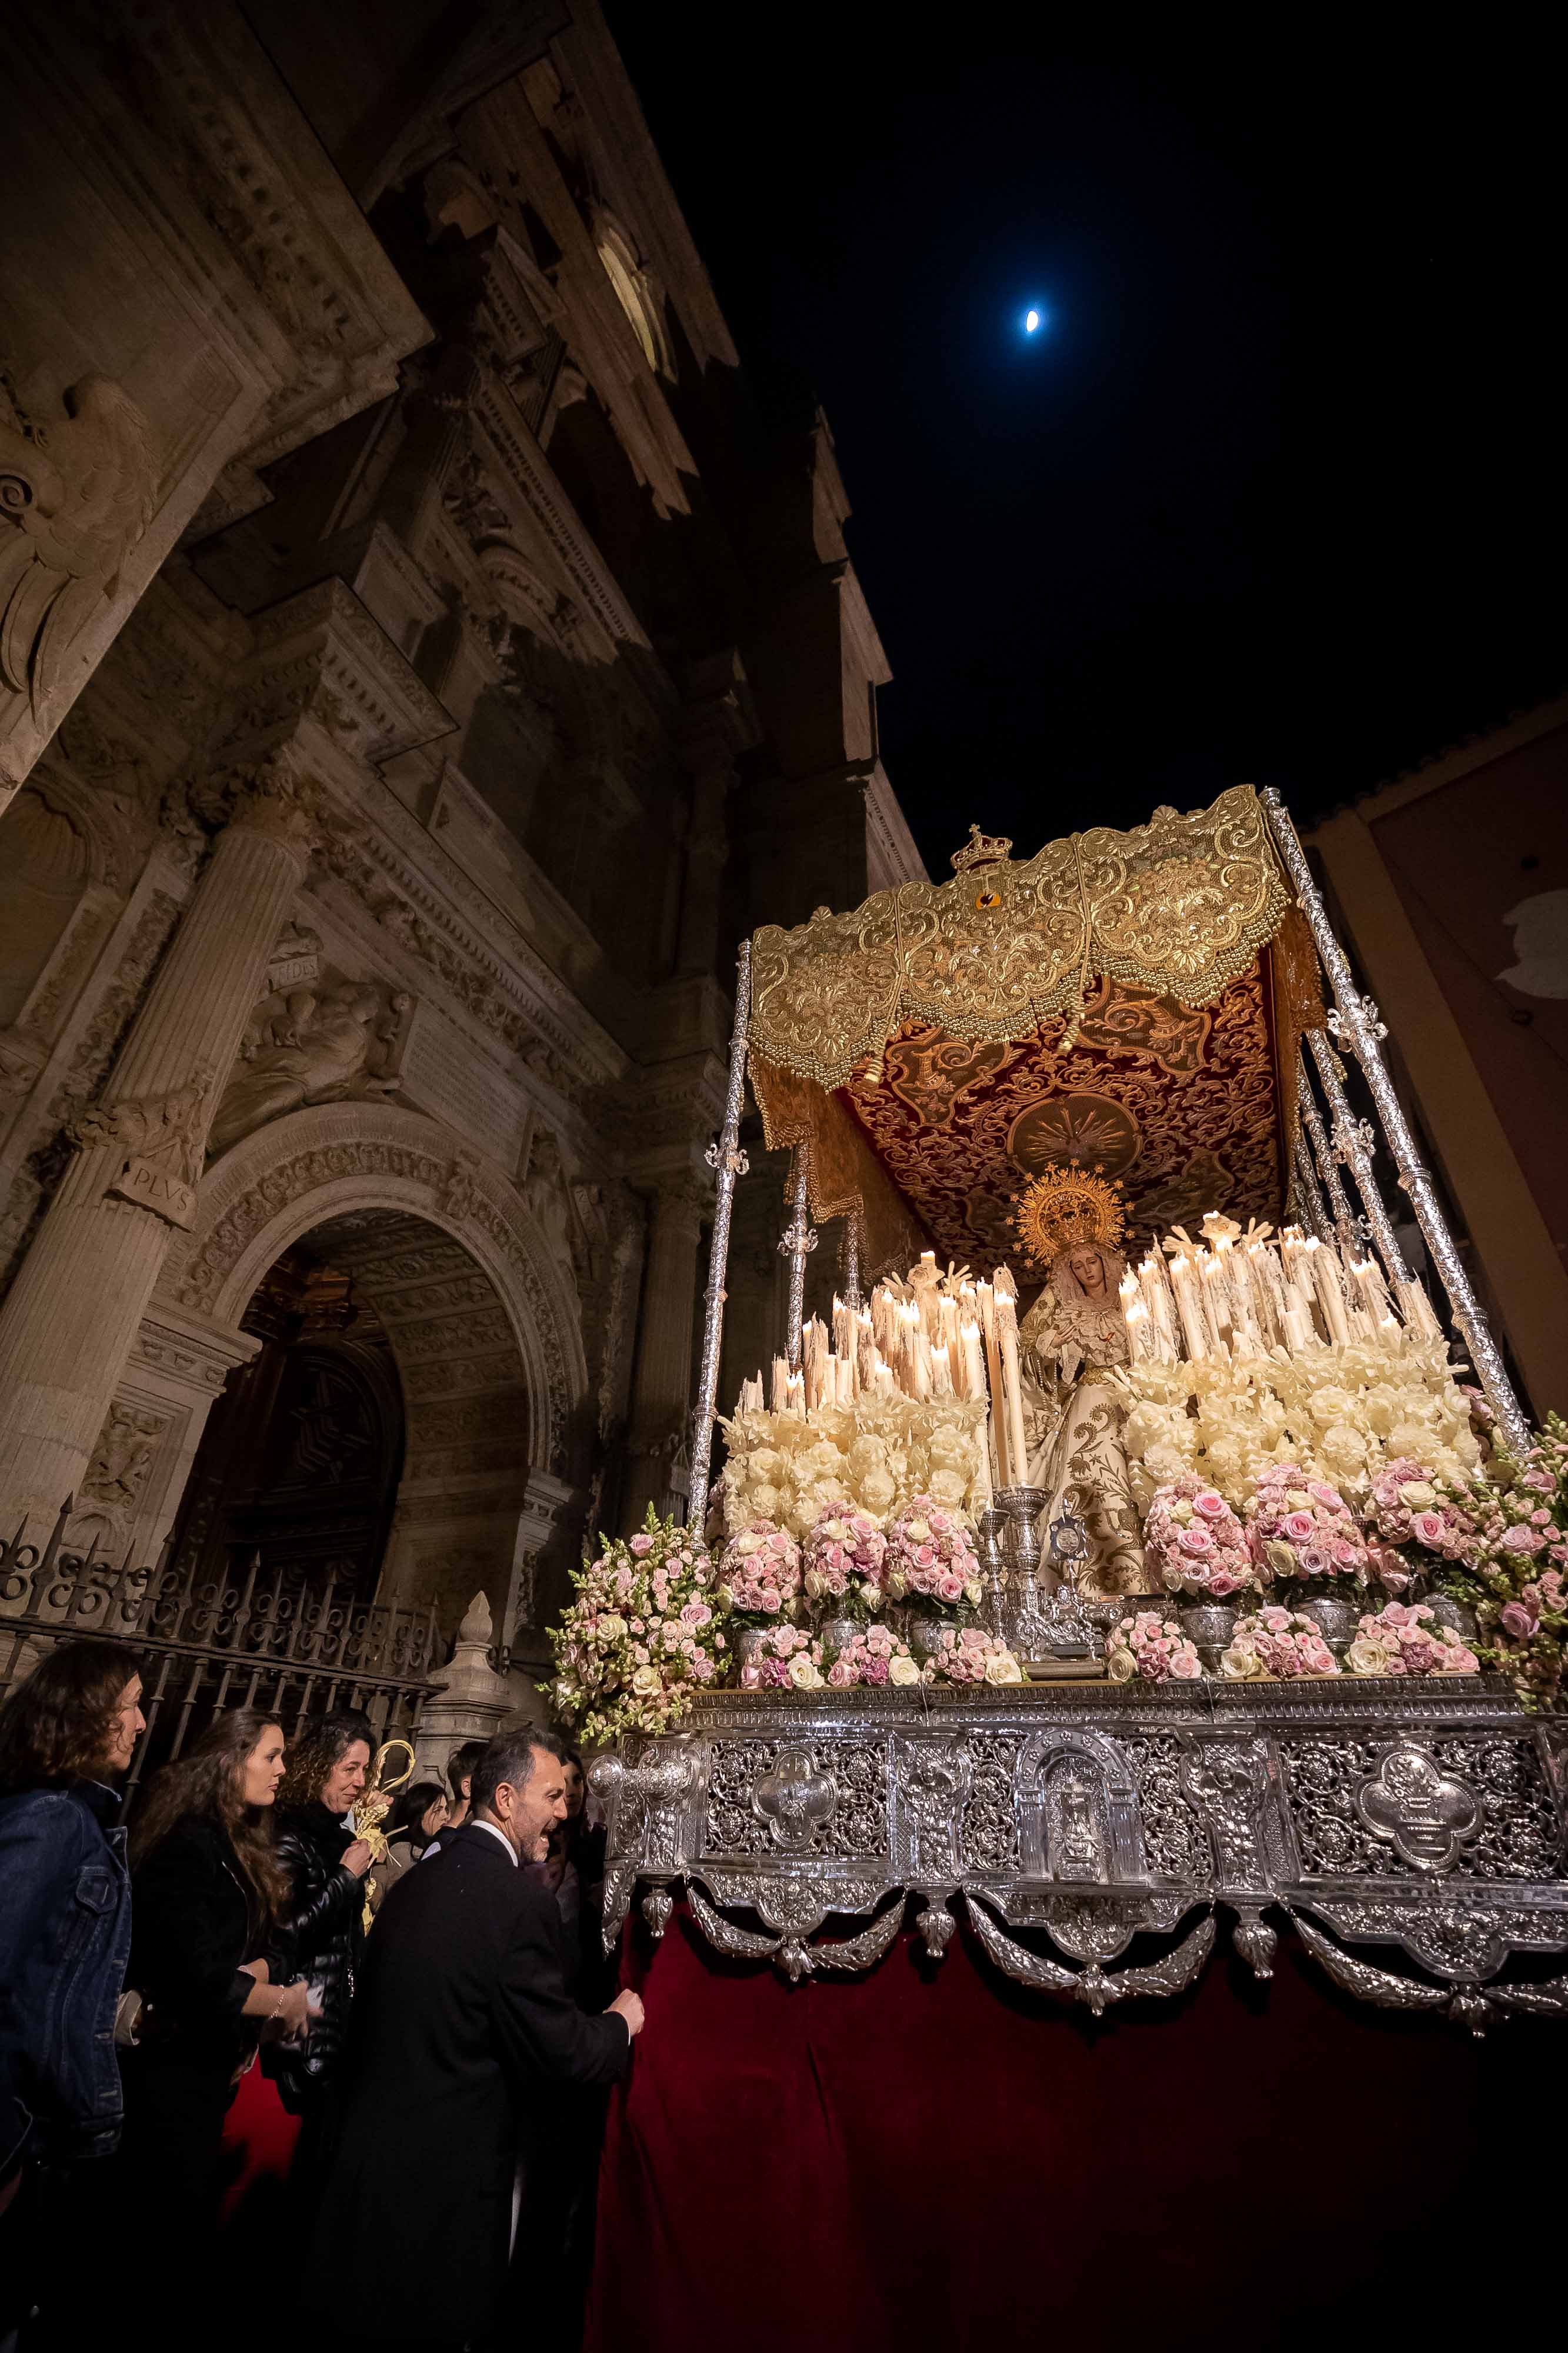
1306,1026,1411,1287
685,942,752,1541
839,1217,863,1311
1297,1056,1361,1254
779,1149,818,1371
1261,788,1530,1457
1291,1132,1334,1247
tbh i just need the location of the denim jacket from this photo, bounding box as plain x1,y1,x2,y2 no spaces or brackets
0,1781,131,2174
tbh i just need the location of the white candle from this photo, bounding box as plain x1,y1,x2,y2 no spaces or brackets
994,1278,1029,1485
930,1341,955,1397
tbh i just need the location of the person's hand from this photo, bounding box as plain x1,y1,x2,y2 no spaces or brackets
239,1958,271,1985
341,1838,373,1879
273,1979,318,2039
608,1989,645,2039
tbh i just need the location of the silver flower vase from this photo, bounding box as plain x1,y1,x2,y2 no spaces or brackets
1176,1601,1238,1669
906,1611,950,1664
1292,1589,1361,1657
730,1623,768,1675
816,1612,862,1664
1426,1590,1480,1642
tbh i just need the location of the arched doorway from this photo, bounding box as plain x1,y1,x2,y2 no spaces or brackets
155,1101,588,1650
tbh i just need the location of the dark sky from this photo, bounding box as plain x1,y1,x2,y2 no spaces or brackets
607,12,1564,875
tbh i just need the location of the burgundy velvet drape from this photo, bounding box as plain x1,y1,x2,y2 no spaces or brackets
587,1904,1560,2353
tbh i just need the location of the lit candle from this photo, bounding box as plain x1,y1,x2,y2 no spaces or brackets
978,1281,1012,1487
960,1317,987,1402
930,1341,955,1397
993,1272,1029,1485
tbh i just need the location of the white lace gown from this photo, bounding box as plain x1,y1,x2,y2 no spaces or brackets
1018,1251,1155,1597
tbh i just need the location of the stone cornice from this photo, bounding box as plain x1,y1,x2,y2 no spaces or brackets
469,375,652,654
228,578,455,765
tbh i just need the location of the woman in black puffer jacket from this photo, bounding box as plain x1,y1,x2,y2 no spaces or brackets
266,1710,373,2127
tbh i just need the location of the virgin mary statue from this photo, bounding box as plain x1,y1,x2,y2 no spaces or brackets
1011,1166,1154,1597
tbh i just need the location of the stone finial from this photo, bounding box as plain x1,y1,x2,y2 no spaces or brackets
457,1590,493,1647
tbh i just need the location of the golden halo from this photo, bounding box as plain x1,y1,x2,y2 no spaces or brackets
1009,1163,1126,1271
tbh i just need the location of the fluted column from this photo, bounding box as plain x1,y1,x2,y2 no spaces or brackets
0,759,321,1525
622,1176,709,1532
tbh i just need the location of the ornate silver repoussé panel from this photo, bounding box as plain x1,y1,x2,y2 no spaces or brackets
588,1678,1568,2031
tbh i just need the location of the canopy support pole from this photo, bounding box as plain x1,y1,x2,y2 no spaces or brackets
686,942,751,1541
1291,1132,1334,1246
839,1218,863,1311
1262,788,1530,1457
1306,1027,1410,1287
1297,1056,1362,1254
779,1150,818,1372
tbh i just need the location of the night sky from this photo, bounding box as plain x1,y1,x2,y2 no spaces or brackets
608,13,1564,875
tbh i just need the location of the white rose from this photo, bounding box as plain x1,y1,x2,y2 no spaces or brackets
984,1651,1023,1685
1219,1642,1262,1681
598,1613,626,1642
905,1518,931,1542
803,1569,826,1601
1345,1636,1394,1677
1106,1648,1136,1683
787,1653,823,1690
888,1654,921,1687
964,1578,983,1607
630,1664,662,1697
735,1530,763,1557
1397,1480,1436,1511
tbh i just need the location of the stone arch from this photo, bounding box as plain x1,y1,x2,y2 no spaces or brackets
161,1099,586,1479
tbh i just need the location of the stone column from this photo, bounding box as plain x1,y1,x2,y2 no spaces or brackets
0,758,320,1527
621,1175,708,1532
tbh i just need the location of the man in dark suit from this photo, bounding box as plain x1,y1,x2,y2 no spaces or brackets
306,1727,642,2351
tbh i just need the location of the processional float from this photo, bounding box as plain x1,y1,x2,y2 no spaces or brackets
588,786,1568,2027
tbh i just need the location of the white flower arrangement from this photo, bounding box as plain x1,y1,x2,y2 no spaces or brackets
718,1394,990,1539
1113,1332,1480,1512
545,1509,722,1744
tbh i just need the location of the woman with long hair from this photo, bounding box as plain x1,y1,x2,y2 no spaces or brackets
106,1709,314,2330
0,1640,144,2341
265,1710,373,2119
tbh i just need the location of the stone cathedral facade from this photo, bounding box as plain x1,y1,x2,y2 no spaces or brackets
0,2,923,1687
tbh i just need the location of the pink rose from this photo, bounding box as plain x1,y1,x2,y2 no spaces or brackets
1523,1469,1556,1493
1178,1526,1214,1555
1170,1651,1202,1679
1284,1512,1317,1541
1500,1599,1540,1639
1500,1525,1546,1555
828,1658,855,1688
936,1572,965,1603
1408,1513,1446,1549
1207,1569,1241,1598
629,1533,654,1555
1532,1508,1554,1528
1193,1491,1227,1519
680,1602,712,1626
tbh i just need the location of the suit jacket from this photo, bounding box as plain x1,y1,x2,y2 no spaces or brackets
308,1822,629,2344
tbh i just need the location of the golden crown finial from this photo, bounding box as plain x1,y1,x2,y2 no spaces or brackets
1009,1164,1126,1271
950,822,1014,876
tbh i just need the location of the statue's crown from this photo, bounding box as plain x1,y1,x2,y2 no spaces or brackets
950,823,1014,875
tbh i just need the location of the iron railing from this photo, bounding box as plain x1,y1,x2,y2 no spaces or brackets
1,1500,442,1818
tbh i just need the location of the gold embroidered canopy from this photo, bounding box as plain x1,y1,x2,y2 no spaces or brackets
747,788,1320,1278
